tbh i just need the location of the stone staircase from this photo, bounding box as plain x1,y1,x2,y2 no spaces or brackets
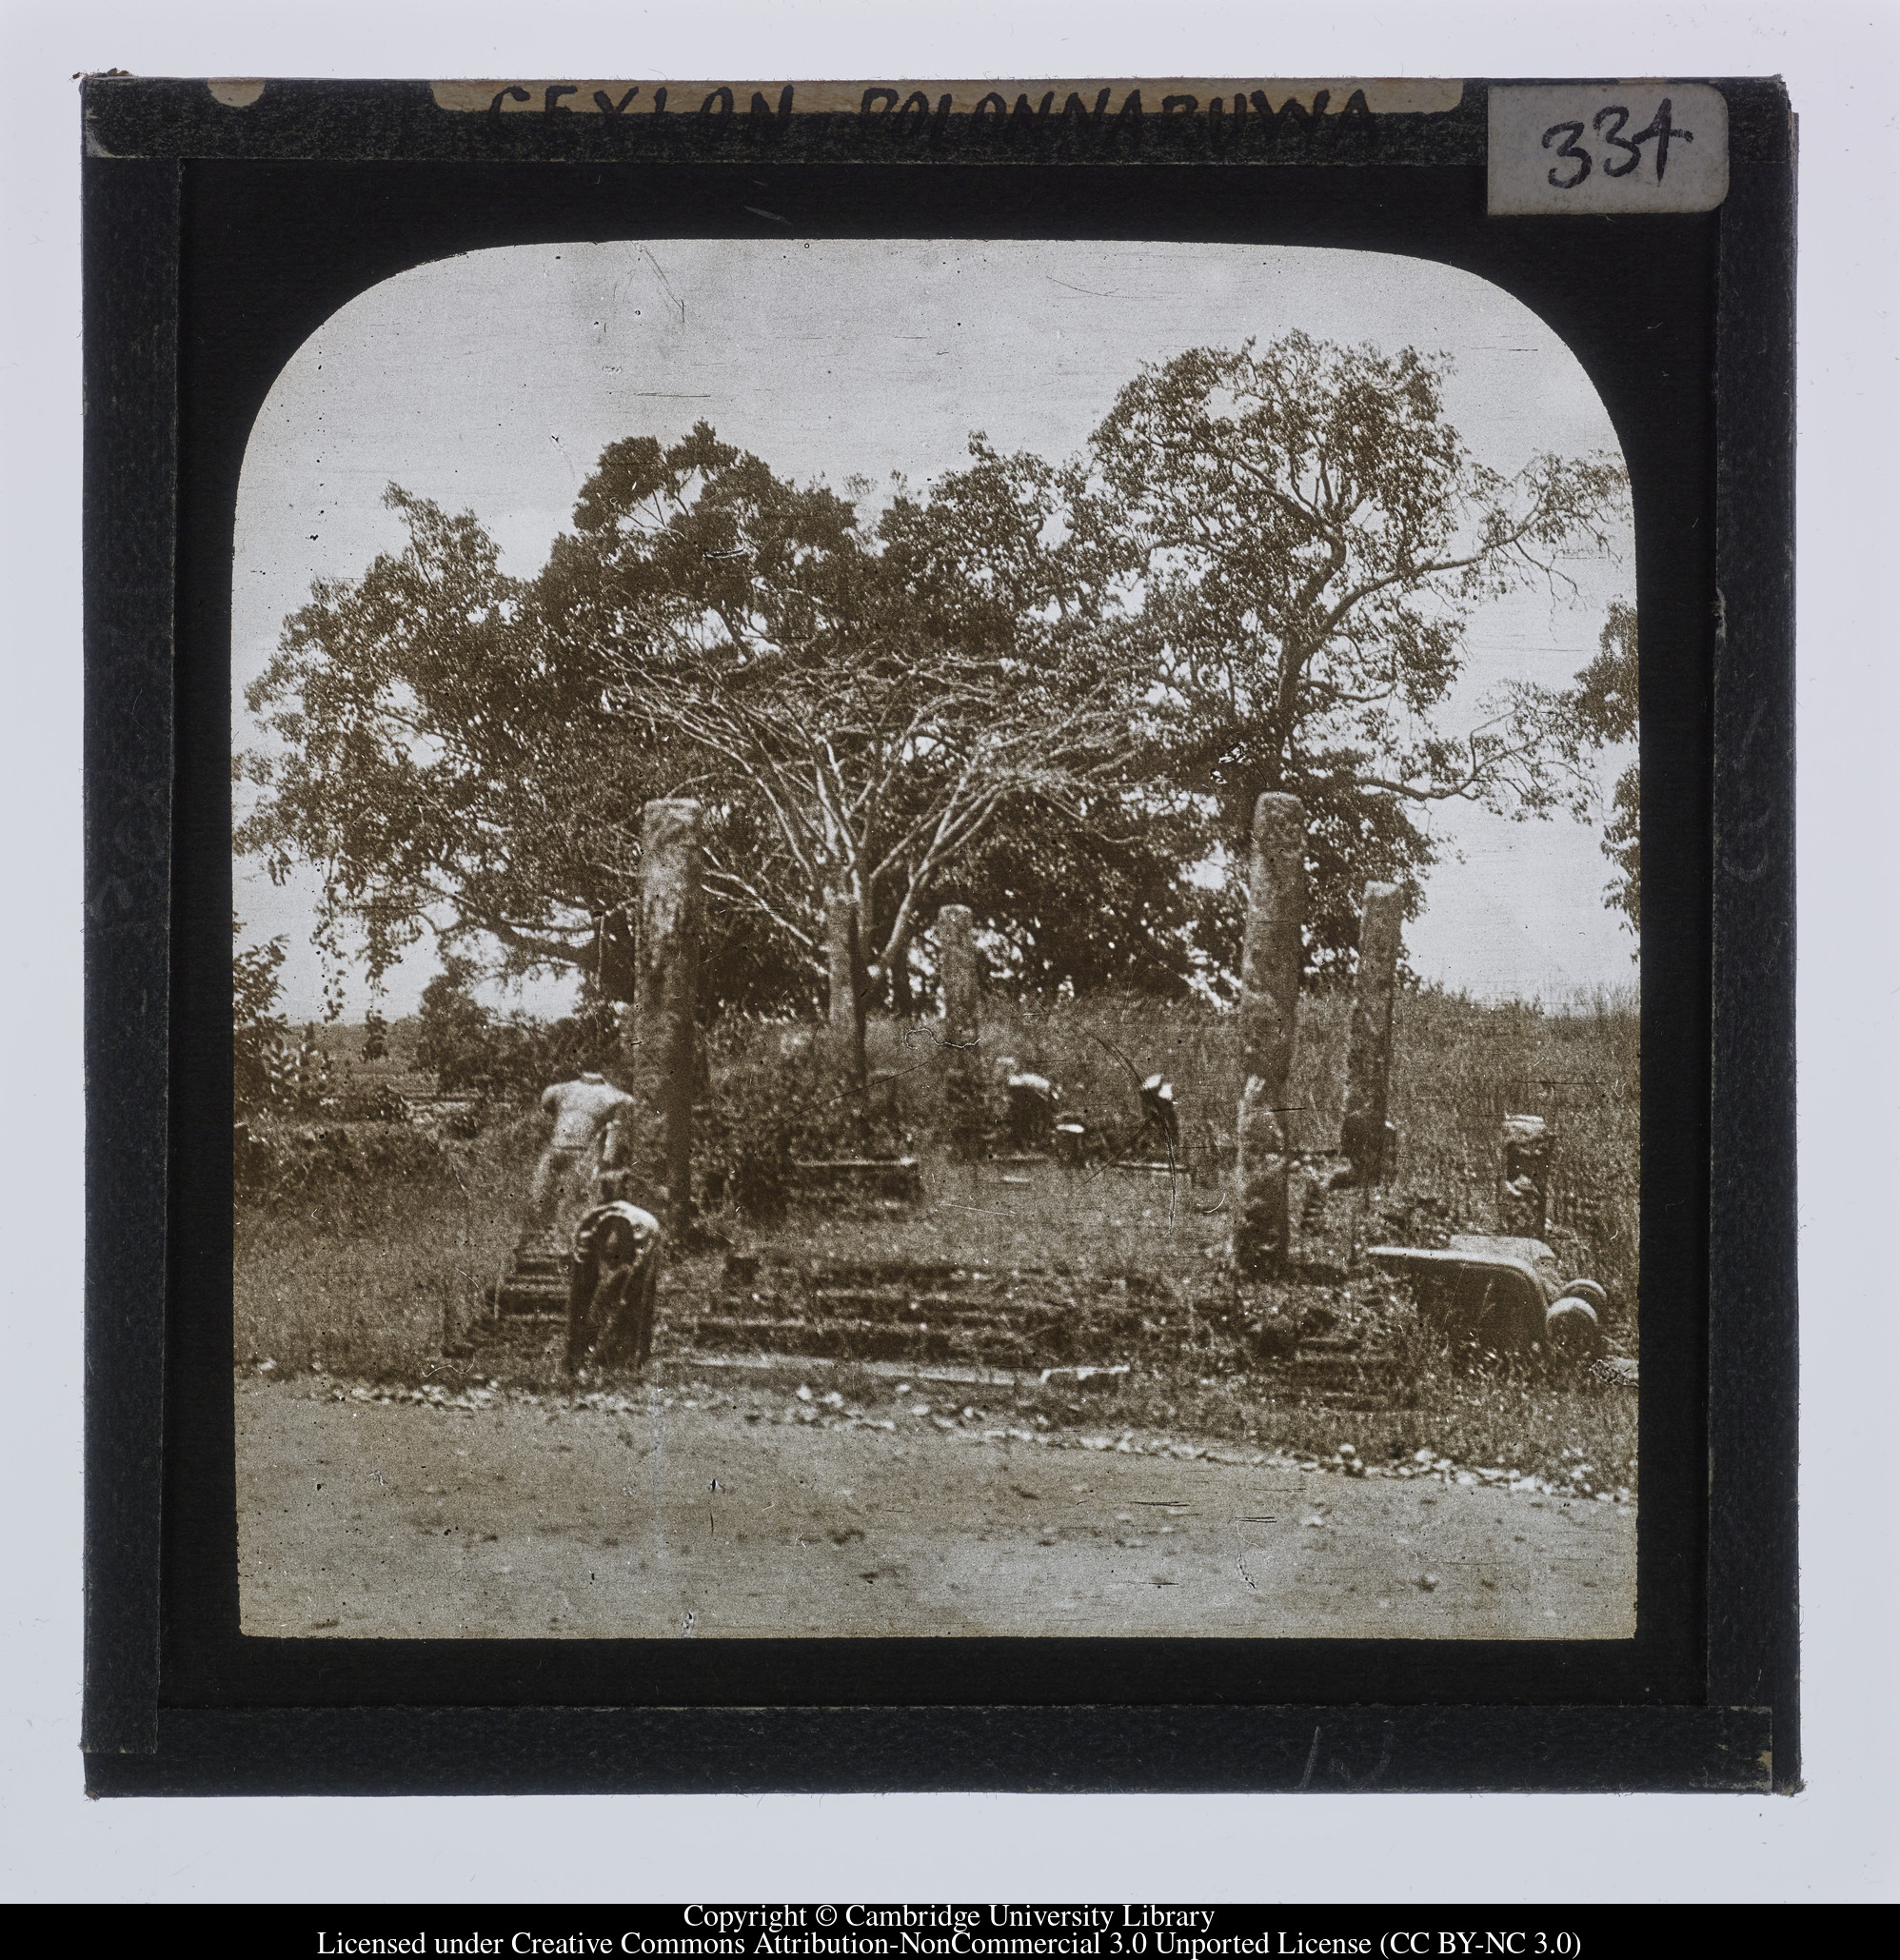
1275,1332,1409,1411
477,1236,1411,1408
665,1251,1411,1407
485,1231,570,1318
677,1252,1162,1370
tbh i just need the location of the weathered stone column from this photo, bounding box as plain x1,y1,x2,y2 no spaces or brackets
1340,881,1403,1185
825,889,867,1091
1230,794,1304,1277
628,799,702,1230
937,903,981,1160
1499,1113,1553,1239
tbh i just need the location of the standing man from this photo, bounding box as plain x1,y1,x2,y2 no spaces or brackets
528,1071,637,1234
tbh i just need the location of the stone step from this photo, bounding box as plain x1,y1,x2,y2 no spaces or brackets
789,1158,924,1201
1286,1356,1403,1387
723,1278,1162,1316
475,1306,565,1330
690,1303,1128,1349
489,1263,570,1315
722,1253,1159,1295
494,1291,567,1317
798,1289,1149,1335
680,1317,1055,1366
716,1298,1154,1343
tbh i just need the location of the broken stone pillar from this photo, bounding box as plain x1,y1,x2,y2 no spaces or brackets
1230,793,1304,1277
1340,881,1403,1184
937,903,982,1160
825,889,868,1092
1498,1113,1553,1238
627,800,702,1231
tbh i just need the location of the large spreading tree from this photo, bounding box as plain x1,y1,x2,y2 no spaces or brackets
1064,332,1631,970
241,428,1147,1025
240,334,1630,1015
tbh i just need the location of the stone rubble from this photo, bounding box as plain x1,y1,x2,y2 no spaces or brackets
269,1365,1631,1503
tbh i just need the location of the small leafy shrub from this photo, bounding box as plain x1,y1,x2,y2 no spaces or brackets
234,1119,453,1209
700,1020,867,1218
415,957,623,1098
329,1079,413,1123
233,923,290,1114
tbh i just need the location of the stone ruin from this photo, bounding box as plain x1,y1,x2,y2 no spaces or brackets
477,791,1626,1396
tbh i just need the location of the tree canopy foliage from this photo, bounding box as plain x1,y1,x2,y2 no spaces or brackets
239,334,1631,1009
1069,334,1629,966
1573,599,1640,936
232,915,290,1110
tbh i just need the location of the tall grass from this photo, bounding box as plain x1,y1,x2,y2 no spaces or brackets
237,985,1640,1421
836,982,1634,1318
233,1120,539,1376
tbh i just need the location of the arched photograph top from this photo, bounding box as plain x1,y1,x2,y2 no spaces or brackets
232,237,1641,1643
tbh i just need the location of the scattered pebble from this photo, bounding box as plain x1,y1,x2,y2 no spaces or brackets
262,1369,1634,1506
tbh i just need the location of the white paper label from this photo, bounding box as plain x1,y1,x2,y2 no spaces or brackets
1488,83,1729,214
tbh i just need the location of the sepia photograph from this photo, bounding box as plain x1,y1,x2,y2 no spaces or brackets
229,236,1641,1641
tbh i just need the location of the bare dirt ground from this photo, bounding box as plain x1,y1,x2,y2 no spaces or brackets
236,1376,1634,1639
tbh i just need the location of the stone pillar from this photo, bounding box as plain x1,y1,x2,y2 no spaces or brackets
825,889,867,1091
1499,1113,1553,1239
627,800,701,1231
1340,881,1403,1185
937,903,981,1160
1230,794,1304,1277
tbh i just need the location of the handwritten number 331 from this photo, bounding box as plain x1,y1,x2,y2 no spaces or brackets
1542,98,1692,188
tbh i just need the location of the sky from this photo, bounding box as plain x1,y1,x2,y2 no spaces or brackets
233,237,1636,1019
